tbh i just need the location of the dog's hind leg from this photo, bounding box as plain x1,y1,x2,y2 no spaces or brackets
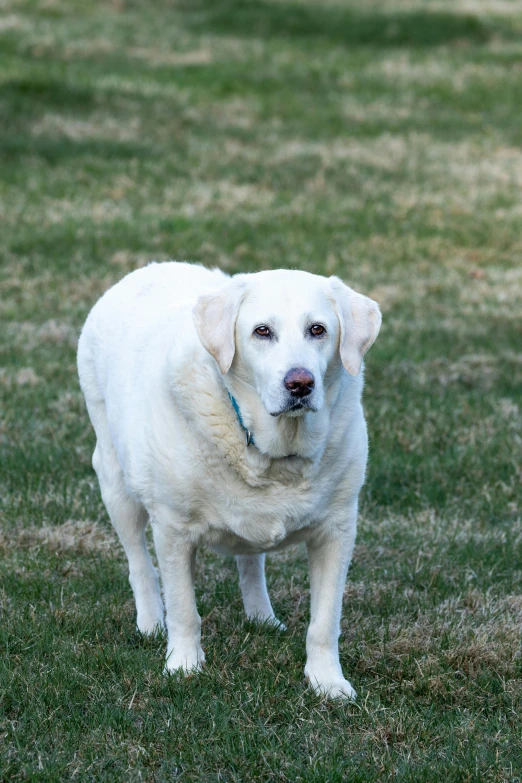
90,406,165,635
236,554,286,629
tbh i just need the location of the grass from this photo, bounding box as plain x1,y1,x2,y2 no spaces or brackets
1,0,522,779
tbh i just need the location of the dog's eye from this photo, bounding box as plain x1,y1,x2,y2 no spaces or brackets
254,325,271,338
310,324,326,337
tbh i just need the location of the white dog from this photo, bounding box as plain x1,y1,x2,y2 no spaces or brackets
77,262,381,699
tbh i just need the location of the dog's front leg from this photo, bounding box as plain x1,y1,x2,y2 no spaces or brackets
152,517,204,674
304,509,357,700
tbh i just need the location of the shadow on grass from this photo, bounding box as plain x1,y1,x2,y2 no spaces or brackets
1,78,97,111
0,135,152,163
179,0,502,48
0,78,155,162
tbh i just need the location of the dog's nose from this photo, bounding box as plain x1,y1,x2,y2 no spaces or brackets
284,367,315,398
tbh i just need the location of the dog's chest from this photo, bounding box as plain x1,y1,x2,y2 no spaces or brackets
195,463,332,554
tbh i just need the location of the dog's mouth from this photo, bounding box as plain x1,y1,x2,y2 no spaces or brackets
270,400,317,417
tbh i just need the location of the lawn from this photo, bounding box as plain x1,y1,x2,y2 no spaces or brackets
1,0,522,780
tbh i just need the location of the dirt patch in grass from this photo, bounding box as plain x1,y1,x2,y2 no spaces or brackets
180,181,276,218
0,366,41,388
271,135,408,171
5,319,79,351
0,519,118,555
0,264,117,317
31,113,142,143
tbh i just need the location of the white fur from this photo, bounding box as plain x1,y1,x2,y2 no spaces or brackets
77,261,381,699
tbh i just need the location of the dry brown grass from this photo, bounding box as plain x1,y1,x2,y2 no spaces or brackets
0,519,117,555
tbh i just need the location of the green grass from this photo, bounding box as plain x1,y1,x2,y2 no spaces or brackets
1,0,522,779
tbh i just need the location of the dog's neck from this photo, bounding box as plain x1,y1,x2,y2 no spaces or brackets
223,372,345,461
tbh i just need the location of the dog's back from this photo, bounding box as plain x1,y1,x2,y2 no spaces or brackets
78,262,226,403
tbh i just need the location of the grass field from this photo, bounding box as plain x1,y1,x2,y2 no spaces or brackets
1,0,522,780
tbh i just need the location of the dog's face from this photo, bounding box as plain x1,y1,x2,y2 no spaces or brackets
233,273,341,417
193,270,381,417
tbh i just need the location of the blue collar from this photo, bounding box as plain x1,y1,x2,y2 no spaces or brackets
227,390,255,447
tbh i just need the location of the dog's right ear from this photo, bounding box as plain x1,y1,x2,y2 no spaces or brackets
193,278,246,374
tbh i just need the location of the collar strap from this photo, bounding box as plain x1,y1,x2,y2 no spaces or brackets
227,391,255,447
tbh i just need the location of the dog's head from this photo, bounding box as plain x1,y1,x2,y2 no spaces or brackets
193,270,381,418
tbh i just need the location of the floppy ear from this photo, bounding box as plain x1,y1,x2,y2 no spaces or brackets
193,279,246,374
330,276,382,376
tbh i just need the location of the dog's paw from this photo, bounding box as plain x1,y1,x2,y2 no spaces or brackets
249,613,287,631
136,598,165,636
137,616,165,637
164,646,205,676
305,670,357,701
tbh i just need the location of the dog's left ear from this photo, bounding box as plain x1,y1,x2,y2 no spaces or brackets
330,277,382,376
193,277,246,374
